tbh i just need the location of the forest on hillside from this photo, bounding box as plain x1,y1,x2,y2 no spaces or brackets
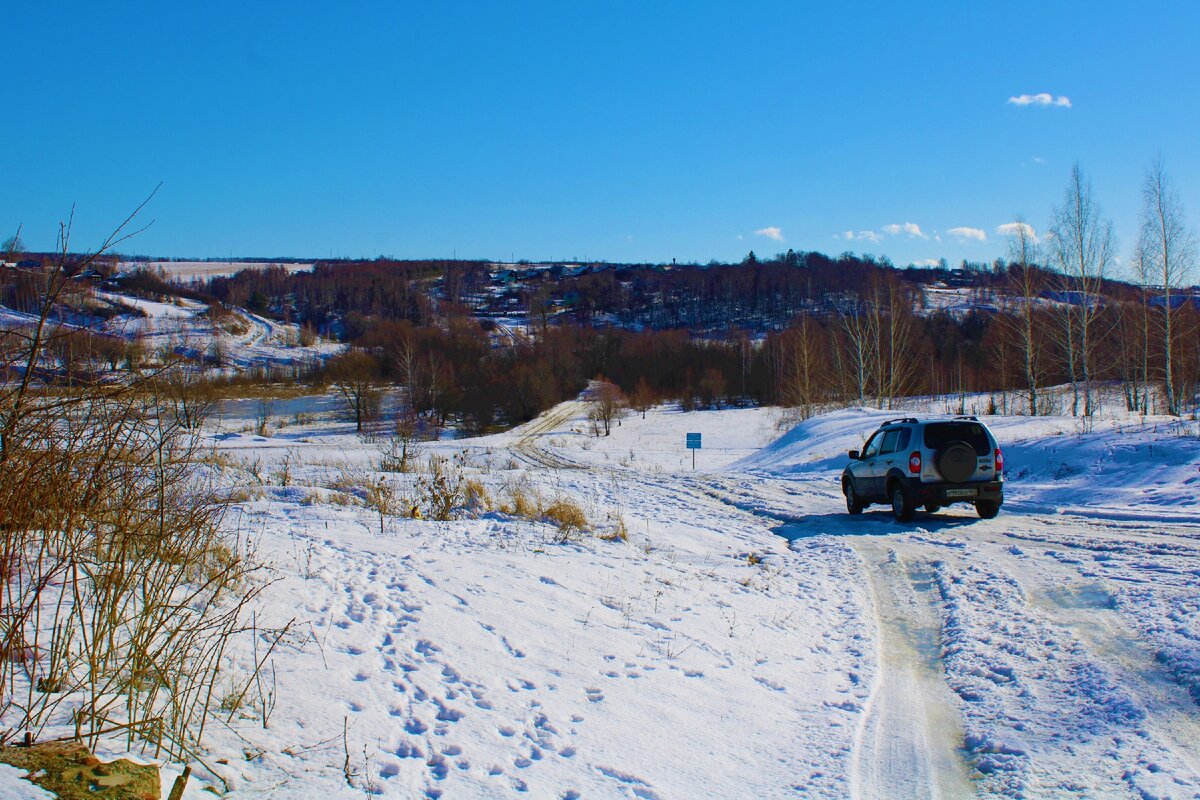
192,167,1200,432
6,165,1198,435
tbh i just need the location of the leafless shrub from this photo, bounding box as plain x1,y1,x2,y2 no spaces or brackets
417,453,467,521
156,363,225,432
0,200,267,769
254,397,275,437
364,477,401,533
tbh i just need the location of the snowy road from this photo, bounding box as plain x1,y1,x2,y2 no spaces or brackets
488,404,1200,798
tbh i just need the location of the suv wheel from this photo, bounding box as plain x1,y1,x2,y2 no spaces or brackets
976,500,1000,519
890,483,915,522
845,481,864,515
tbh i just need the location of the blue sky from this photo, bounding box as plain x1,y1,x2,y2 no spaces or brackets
4,2,1198,274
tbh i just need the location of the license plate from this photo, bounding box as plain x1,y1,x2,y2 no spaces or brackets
945,488,978,498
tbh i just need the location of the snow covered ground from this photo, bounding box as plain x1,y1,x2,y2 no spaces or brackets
10,396,1200,798
1,286,344,372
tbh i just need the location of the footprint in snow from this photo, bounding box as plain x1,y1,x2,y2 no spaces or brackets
585,688,604,702
427,755,448,780
415,640,441,658
434,700,464,722
396,742,423,759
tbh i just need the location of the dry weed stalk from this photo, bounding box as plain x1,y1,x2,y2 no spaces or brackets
0,202,266,764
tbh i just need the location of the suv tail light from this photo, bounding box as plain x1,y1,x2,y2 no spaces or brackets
995,447,1004,474
909,451,922,474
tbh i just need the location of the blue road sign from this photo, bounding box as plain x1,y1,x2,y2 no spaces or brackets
686,433,702,449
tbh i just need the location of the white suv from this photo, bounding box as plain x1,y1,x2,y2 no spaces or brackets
841,416,1004,521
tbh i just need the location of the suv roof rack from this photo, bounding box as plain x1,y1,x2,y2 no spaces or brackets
953,415,979,421
882,417,919,426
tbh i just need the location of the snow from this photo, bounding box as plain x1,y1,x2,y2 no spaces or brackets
0,765,54,799
120,261,315,280
4,390,1200,798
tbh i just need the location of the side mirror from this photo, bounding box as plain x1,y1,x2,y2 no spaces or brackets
848,450,859,460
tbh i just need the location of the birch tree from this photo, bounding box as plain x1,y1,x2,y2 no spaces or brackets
1000,217,1045,415
838,302,873,405
1049,164,1114,416
1136,158,1196,415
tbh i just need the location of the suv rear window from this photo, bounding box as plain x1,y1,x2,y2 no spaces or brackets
923,422,991,455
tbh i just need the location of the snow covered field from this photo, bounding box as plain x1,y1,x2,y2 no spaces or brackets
17,396,1200,798
121,261,316,280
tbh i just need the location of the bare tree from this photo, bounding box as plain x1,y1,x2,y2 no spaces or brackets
629,376,655,419
838,302,873,406
778,316,825,416
326,349,381,432
872,277,918,408
1126,244,1154,413
588,382,625,436
1137,158,1196,415
1000,217,1046,415
1048,164,1114,416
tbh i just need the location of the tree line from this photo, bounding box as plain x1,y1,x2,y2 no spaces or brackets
7,161,1197,428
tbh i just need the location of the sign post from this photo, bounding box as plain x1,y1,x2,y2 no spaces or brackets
686,432,701,469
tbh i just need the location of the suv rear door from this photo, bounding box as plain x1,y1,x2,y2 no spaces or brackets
923,421,994,482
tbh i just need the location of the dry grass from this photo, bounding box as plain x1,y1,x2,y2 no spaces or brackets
542,498,589,536
598,512,629,542
503,484,538,518
462,478,493,512
0,229,269,766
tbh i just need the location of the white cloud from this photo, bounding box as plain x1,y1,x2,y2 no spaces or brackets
1032,156,1047,164
996,222,1038,242
948,226,987,242
835,230,880,243
754,226,784,242
1008,93,1071,108
912,258,941,267
882,222,927,239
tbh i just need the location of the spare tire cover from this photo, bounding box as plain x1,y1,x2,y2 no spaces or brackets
937,441,976,483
